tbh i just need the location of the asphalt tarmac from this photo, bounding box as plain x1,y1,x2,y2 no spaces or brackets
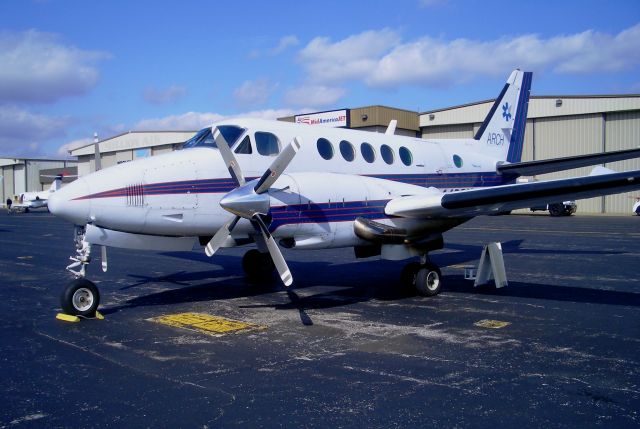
1,211,639,428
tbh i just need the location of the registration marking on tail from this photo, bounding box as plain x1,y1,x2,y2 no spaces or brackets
149,312,266,336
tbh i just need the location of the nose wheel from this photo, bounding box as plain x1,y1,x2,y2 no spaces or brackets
60,278,100,317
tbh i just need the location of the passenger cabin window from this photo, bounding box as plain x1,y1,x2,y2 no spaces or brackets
381,144,394,165
339,140,355,162
255,132,280,156
361,142,375,163
399,146,413,166
317,138,334,160
234,135,252,154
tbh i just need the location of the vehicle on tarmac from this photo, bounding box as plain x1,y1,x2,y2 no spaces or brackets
633,197,640,215
530,201,577,216
47,70,640,317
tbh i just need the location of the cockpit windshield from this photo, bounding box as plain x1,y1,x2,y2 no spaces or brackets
182,125,245,149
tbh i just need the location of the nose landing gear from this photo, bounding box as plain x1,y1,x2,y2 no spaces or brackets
57,225,102,320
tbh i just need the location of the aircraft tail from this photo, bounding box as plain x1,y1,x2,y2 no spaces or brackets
49,175,63,192
474,70,532,164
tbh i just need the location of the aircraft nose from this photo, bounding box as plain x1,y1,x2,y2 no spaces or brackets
48,177,91,225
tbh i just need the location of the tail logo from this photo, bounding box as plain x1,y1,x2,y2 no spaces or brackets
502,102,512,121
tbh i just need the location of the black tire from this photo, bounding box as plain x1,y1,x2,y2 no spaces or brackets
400,262,421,289
415,264,442,297
242,249,275,280
61,278,100,316
548,203,563,216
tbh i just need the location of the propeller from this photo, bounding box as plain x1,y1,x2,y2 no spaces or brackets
204,126,301,287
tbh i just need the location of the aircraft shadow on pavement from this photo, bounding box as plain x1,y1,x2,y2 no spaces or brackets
101,238,638,321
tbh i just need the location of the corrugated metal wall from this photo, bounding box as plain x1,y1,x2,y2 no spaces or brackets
527,113,604,212
422,124,474,139
604,110,640,213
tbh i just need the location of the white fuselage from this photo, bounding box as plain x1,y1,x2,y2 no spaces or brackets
49,119,505,250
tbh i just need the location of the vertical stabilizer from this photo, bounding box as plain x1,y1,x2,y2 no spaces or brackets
474,70,532,163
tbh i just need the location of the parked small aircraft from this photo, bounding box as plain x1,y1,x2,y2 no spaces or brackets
48,70,640,317
13,174,74,212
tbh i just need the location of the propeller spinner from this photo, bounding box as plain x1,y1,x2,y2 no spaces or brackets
205,127,301,287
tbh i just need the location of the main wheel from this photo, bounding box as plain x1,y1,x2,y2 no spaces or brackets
242,249,275,280
61,278,100,317
415,264,442,297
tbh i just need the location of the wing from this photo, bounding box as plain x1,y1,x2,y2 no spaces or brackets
497,147,640,178
385,169,640,218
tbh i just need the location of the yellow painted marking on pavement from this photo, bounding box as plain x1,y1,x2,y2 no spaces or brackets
474,319,511,329
149,312,266,336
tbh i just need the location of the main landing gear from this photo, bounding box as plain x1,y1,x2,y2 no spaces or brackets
400,256,442,297
59,226,101,318
242,249,276,281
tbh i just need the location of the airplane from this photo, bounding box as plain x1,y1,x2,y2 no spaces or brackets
13,174,75,212
48,69,640,317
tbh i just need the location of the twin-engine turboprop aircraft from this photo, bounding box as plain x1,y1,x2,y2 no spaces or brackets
49,70,640,317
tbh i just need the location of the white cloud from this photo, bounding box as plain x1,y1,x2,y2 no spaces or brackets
233,79,274,107
270,35,299,55
143,85,187,104
0,105,71,155
134,108,301,131
295,24,640,89
298,29,401,83
0,30,110,103
135,111,225,131
57,137,93,156
284,85,346,108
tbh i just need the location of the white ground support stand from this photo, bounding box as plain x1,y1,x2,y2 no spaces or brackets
465,242,508,288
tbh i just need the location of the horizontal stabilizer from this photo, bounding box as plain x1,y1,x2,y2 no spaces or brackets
386,169,640,218
497,147,640,177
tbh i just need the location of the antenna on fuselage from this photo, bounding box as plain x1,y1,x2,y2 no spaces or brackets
93,132,102,171
385,120,397,136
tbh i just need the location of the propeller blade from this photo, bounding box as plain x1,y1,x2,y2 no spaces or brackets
205,216,240,257
253,216,292,286
101,245,108,272
254,137,302,194
213,127,245,187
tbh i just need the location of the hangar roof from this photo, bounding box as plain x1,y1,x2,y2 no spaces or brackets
0,157,78,167
69,131,196,156
420,94,640,127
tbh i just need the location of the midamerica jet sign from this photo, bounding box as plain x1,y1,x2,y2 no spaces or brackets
295,109,350,128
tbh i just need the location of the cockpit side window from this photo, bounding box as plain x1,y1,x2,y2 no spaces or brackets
183,128,215,149
255,132,280,156
182,125,245,149
234,135,252,154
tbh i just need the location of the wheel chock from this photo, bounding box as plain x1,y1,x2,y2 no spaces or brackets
56,313,80,323
55,310,104,322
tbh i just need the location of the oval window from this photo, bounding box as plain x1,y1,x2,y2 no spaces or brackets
317,138,334,160
453,154,463,168
361,142,375,163
339,140,355,162
399,147,412,166
381,144,394,165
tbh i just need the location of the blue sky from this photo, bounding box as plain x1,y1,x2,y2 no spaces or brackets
1,0,639,157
